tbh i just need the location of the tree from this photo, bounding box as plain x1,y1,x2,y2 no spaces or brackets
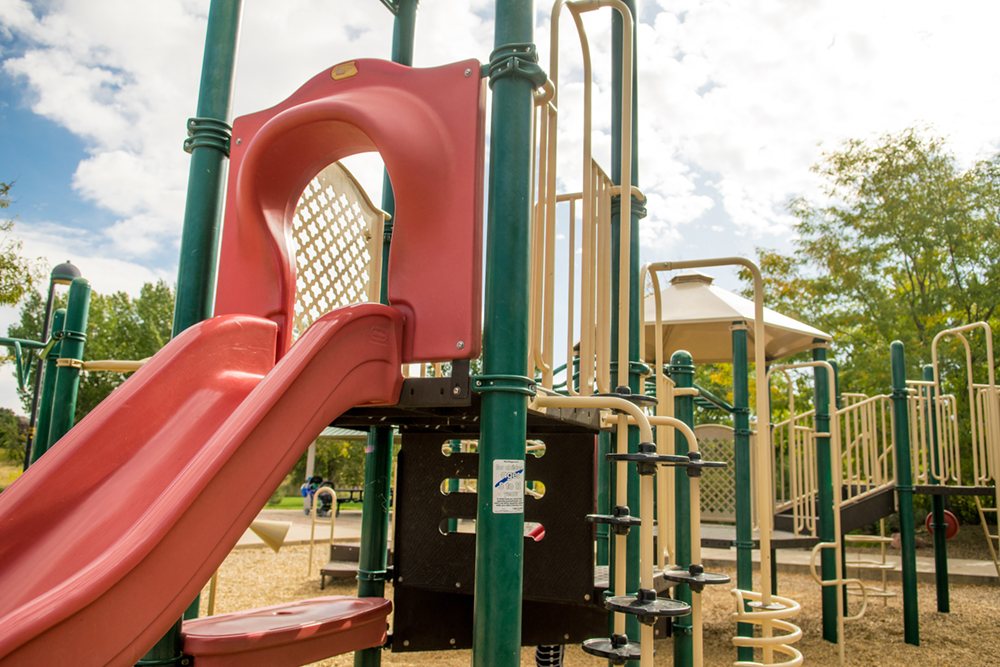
8,281,175,423
0,407,28,465
290,437,368,488
0,182,43,305
743,129,1000,397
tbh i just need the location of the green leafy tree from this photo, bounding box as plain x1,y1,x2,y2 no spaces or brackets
0,407,28,465
8,281,175,422
290,437,368,488
742,129,1000,397
0,182,43,305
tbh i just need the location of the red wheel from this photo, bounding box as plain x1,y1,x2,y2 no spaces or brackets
925,509,960,540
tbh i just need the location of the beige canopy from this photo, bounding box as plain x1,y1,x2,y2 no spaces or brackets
642,271,831,365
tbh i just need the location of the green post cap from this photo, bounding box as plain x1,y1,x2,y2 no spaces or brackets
50,261,82,286
670,350,694,368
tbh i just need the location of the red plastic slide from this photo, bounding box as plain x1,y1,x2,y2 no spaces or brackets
0,303,404,666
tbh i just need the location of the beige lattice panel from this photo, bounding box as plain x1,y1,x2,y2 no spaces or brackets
291,162,386,340
693,424,738,522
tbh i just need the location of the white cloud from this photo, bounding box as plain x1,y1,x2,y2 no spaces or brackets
17,222,172,294
4,0,1000,412
638,0,1000,244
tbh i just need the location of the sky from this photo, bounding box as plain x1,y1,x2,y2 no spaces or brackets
2,0,1000,415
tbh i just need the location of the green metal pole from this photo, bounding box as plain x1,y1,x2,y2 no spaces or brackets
355,6,417,667
171,0,244,338
923,364,950,612
375,0,416,274
608,2,642,655
354,425,395,667
142,2,244,663
831,360,847,610
596,431,611,566
889,342,920,645
29,309,65,464
447,440,460,533
45,278,90,449
813,344,837,643
671,350,694,667
730,326,753,662
472,2,538,665
23,261,81,470
141,619,185,666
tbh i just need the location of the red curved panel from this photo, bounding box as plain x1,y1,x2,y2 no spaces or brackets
215,58,486,363
0,304,404,666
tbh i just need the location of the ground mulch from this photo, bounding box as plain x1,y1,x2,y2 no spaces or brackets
200,545,999,666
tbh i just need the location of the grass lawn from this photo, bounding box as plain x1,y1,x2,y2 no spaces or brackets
263,494,365,512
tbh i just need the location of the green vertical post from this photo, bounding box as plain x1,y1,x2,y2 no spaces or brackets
671,350,694,667
45,278,90,449
889,342,920,645
813,344,837,643
142,2,244,663
376,0,417,289
354,0,418,667
355,6,417,667
831,360,847,609
472,2,538,665
29,309,65,464
923,364,950,612
172,0,244,338
141,619,185,666
447,441,460,533
608,2,642,655
764,359,779,599
354,424,396,667
24,261,81,470
596,431,611,566
730,326,753,662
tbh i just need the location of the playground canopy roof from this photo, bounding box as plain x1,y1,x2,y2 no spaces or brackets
642,271,832,365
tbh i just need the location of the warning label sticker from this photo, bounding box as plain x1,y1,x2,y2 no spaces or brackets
492,459,524,514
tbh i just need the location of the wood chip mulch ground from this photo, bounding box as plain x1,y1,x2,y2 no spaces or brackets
200,544,999,667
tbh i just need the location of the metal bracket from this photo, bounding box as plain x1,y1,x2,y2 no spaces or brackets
472,373,537,396
396,359,471,408
610,191,649,220
488,42,547,90
183,117,232,157
609,360,652,379
357,567,391,582
55,358,85,370
135,655,192,666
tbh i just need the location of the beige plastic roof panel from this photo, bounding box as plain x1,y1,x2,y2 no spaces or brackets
642,271,831,364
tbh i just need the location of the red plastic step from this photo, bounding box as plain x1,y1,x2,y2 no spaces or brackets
182,596,391,667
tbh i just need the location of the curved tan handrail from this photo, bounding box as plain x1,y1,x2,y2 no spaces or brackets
931,322,999,487
770,359,864,664
307,487,337,577
646,256,798,665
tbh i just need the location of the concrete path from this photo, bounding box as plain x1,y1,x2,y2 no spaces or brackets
239,508,370,547
239,509,997,586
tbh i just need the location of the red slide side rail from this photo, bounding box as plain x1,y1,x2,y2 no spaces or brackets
0,304,403,666
215,58,486,363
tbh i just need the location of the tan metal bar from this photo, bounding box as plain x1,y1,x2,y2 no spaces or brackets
77,358,150,372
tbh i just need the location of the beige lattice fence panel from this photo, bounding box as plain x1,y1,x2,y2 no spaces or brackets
291,162,386,340
694,424,740,522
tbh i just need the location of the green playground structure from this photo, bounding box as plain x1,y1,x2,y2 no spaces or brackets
0,3,996,667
